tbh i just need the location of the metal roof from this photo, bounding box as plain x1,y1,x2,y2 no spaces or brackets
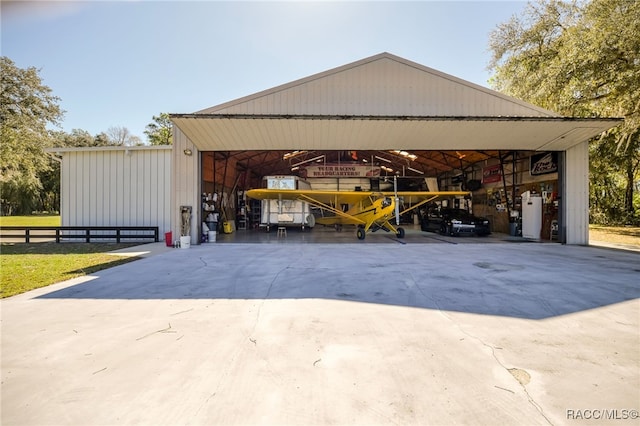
170,52,621,161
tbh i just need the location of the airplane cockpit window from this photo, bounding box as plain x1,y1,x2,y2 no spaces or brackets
382,197,392,208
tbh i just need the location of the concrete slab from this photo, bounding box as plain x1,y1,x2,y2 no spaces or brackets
2,242,639,425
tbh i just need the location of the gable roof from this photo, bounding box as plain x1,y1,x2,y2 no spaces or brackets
171,52,620,152
197,52,558,118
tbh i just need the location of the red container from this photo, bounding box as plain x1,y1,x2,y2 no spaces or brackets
165,231,172,247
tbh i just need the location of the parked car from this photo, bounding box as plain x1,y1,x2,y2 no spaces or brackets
421,208,491,236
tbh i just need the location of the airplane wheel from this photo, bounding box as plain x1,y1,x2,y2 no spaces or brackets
396,227,405,238
356,227,366,240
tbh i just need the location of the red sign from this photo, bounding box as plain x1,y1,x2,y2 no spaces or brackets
482,164,502,184
301,164,381,178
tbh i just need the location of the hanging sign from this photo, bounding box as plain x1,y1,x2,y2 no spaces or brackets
482,164,502,184
530,152,558,176
301,164,381,178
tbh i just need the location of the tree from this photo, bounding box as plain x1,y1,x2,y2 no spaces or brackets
144,113,173,145
106,125,142,146
0,57,64,215
488,0,640,224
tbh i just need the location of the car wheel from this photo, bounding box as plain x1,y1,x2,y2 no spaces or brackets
439,224,448,235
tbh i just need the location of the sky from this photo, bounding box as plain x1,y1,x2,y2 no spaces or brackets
1,1,529,142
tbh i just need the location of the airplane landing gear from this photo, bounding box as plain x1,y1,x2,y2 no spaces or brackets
396,227,405,238
356,226,366,240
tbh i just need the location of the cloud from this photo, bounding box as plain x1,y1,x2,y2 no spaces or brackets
1,0,87,24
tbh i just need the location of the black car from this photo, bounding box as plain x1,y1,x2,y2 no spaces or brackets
421,208,491,236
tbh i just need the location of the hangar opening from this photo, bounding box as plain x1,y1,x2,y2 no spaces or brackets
196,148,563,243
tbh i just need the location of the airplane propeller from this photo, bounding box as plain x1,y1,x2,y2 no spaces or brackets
394,175,400,226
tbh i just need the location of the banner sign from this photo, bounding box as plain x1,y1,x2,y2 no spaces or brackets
530,152,558,176
301,164,381,178
482,164,502,184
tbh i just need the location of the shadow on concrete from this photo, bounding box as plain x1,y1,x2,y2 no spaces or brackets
37,243,640,320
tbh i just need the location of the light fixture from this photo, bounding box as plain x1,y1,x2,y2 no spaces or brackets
390,150,417,161
291,155,325,168
183,149,193,156
381,165,394,173
283,150,308,160
407,166,424,175
375,155,392,163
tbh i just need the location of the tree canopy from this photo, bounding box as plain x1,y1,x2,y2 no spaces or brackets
1,57,64,215
144,113,173,145
488,0,640,224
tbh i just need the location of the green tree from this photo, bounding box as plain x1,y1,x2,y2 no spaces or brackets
0,57,64,215
488,0,640,224
144,113,173,145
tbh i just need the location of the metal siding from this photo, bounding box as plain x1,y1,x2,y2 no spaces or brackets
57,147,171,235
207,56,556,118
564,142,589,245
172,116,618,153
61,155,70,226
172,128,200,242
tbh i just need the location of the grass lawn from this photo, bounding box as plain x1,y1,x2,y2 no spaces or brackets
1,242,141,298
589,224,640,246
0,214,61,227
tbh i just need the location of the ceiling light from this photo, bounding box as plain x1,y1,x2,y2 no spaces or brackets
291,155,325,168
375,155,392,163
390,150,417,161
283,150,308,160
407,166,424,175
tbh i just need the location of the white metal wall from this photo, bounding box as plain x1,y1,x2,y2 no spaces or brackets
60,146,172,237
171,128,200,244
202,54,556,118
564,141,589,245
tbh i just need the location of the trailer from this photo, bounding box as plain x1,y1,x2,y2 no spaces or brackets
260,176,316,231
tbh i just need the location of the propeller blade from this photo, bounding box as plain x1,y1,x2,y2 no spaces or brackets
394,175,400,226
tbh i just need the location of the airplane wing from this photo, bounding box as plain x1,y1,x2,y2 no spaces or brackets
380,191,471,216
246,188,470,225
246,189,376,225
246,189,374,205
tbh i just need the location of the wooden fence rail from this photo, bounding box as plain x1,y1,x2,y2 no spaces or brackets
0,226,159,243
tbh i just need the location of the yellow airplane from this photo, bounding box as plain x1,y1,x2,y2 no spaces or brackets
246,184,469,240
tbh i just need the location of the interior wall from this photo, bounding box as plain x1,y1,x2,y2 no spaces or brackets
451,151,559,239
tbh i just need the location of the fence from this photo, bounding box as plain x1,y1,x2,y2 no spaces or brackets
0,226,159,243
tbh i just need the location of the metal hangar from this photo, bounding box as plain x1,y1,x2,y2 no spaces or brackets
169,52,620,245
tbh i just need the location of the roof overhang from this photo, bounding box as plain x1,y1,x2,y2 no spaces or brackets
170,114,622,152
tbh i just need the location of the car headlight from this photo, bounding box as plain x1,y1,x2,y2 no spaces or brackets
483,220,489,224
451,220,462,224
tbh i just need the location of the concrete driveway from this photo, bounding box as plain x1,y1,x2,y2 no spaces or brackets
1,242,639,425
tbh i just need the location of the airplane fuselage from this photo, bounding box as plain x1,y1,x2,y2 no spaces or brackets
348,196,395,228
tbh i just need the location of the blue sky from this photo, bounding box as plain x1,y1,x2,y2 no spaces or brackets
2,1,528,141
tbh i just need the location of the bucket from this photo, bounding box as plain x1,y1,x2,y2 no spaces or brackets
179,235,191,249
165,231,172,247
208,230,216,242
223,222,233,234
